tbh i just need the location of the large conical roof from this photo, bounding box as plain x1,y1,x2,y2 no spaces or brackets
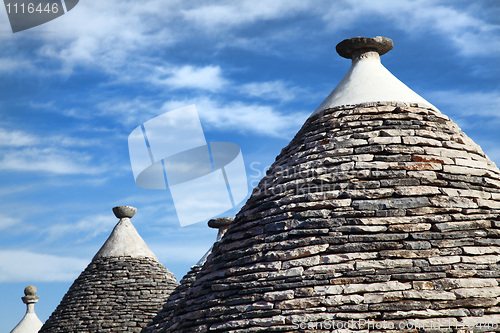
146,37,500,332
39,206,178,333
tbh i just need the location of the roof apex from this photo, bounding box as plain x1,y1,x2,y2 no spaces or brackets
93,207,157,260
313,35,436,115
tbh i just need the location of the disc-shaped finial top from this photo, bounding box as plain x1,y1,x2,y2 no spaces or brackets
24,285,37,296
208,217,234,229
336,36,393,59
113,206,137,219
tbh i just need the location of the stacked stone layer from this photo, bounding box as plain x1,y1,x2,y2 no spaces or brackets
144,265,203,332
40,256,178,333
146,102,500,333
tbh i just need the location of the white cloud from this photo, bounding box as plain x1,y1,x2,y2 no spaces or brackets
151,65,228,92
0,57,36,74
242,80,301,102
321,0,500,57
0,216,19,230
162,96,309,138
0,250,88,282
44,213,116,242
96,94,309,138
0,128,38,147
183,0,500,58
0,147,106,175
0,184,35,196
1,0,496,92
0,126,103,148
0,125,108,175
34,0,180,73
181,0,312,29
426,89,500,123
96,97,160,126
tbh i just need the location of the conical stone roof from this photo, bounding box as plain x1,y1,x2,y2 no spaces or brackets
39,206,178,333
146,37,500,332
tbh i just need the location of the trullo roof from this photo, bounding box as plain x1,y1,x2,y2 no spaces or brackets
39,206,178,333
144,36,500,333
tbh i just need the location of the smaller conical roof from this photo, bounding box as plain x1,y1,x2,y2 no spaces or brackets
314,36,435,115
10,286,43,333
39,206,178,332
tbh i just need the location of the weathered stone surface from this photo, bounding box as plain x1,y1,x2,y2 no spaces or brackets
344,281,411,294
428,256,461,265
433,278,498,290
363,291,403,304
453,287,500,298
403,290,456,300
263,290,294,301
355,259,412,270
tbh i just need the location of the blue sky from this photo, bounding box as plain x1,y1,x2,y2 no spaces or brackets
1,0,499,330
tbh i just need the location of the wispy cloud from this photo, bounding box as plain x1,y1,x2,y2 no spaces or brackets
0,184,36,196
426,89,500,126
181,0,312,29
0,147,106,175
321,0,500,57
0,57,36,74
34,0,180,72
44,213,116,242
0,216,19,230
0,125,109,175
0,128,38,147
162,96,309,138
242,80,303,102
0,250,88,282
95,94,309,138
150,65,228,92
1,0,496,93
96,97,161,126
0,126,102,148
182,0,500,58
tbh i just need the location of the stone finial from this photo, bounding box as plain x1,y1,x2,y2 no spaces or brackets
10,286,43,333
208,217,234,241
207,217,233,229
22,285,40,304
112,206,137,219
336,36,393,59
